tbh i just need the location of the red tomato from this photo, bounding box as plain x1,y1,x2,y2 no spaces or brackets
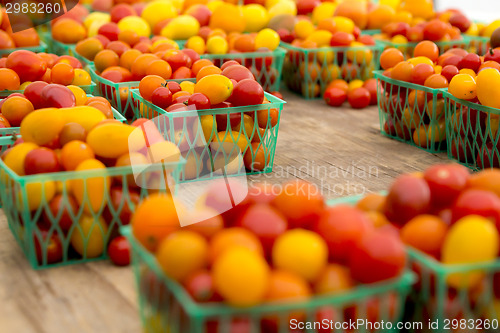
166,81,181,94
229,79,264,107
107,187,140,224
40,84,76,108
451,189,500,227
363,78,378,105
6,50,47,82
315,205,373,263
324,87,347,107
24,81,49,109
236,203,288,256
187,92,211,110
384,174,431,225
183,269,220,302
349,230,406,283
181,48,200,64
45,194,78,233
423,164,470,208
457,53,481,72
0,114,10,128
34,227,63,265
330,32,354,47
221,65,254,82
108,236,131,266
441,65,459,83
24,148,61,175
151,86,173,109
347,87,371,109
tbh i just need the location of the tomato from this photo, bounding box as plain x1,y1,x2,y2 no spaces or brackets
187,93,211,110
229,79,264,106
423,163,470,208
221,65,254,82
236,203,287,257
401,215,448,257
34,226,63,265
315,205,373,262
166,81,181,94
330,31,354,46
108,236,131,266
476,68,500,109
107,186,140,225
323,87,347,107
51,62,75,86
23,81,49,109
24,148,61,175
414,41,439,63
441,65,459,83
380,48,404,71
98,22,120,41
150,86,172,109
451,189,500,227
6,50,47,82
384,174,431,225
183,269,221,302
410,63,434,85
0,114,10,128
44,194,77,233
457,53,481,72
349,230,406,284
314,263,353,294
347,87,370,109
442,215,499,289
40,84,76,108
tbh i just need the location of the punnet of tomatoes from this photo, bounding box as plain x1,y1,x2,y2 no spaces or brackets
375,40,468,151
0,96,183,268
323,78,377,109
356,164,500,324
134,63,283,175
0,9,42,52
126,178,411,332
280,15,380,99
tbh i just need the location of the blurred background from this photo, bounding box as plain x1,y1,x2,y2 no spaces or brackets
434,0,500,22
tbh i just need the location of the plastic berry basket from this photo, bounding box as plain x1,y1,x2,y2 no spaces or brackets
121,195,415,333
89,65,195,120
375,38,468,59
281,41,383,99
444,91,500,170
374,70,448,153
0,41,48,57
131,89,284,181
198,48,287,92
463,34,490,56
0,152,185,269
40,32,76,56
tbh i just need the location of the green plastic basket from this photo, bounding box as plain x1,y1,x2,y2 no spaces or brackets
0,149,185,269
198,48,286,92
131,89,284,181
374,70,448,153
444,91,500,170
122,221,414,333
375,38,468,59
281,41,383,99
406,248,500,330
0,128,20,153
89,65,195,120
41,32,76,56
0,41,48,57
72,46,93,67
464,35,490,56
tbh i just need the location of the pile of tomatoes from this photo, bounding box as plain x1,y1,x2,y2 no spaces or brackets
357,164,500,321
132,179,406,331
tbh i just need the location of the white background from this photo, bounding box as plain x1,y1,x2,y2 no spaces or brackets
434,0,500,22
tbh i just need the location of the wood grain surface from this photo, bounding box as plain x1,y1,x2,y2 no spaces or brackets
0,91,448,333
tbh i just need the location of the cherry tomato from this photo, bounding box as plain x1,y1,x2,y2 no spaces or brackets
6,50,47,82
40,84,76,108
423,164,470,208
24,147,61,175
151,86,172,109
108,236,131,266
349,230,406,283
187,93,211,110
183,269,221,302
324,87,347,107
451,189,500,227
229,79,264,107
166,81,181,94
347,87,371,109
24,81,49,109
34,226,63,265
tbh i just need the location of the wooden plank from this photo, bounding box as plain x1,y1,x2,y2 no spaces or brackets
0,90,447,332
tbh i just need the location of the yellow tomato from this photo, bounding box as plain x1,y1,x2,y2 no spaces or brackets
449,74,477,100
407,56,434,67
70,215,108,258
476,68,500,108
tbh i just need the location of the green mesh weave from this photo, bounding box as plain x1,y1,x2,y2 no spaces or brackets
444,91,500,170
375,70,448,153
131,89,285,181
281,41,383,99
0,41,48,57
122,223,415,333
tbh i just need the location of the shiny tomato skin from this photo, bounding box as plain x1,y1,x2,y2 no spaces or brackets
108,236,131,266
151,86,172,109
187,93,211,110
349,231,406,284
40,84,76,108
24,81,49,109
229,79,264,107
423,164,470,208
451,189,500,227
6,50,47,82
324,87,347,107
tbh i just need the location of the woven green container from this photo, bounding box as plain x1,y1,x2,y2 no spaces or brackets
73,46,93,67
122,220,414,333
281,41,383,99
131,89,284,181
0,41,48,57
374,70,448,153
444,91,500,170
198,48,286,92
464,35,490,56
0,152,185,269
375,38,467,59
0,81,95,97
89,65,194,120
41,32,76,56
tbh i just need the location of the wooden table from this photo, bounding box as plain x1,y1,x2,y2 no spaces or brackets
0,91,448,333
